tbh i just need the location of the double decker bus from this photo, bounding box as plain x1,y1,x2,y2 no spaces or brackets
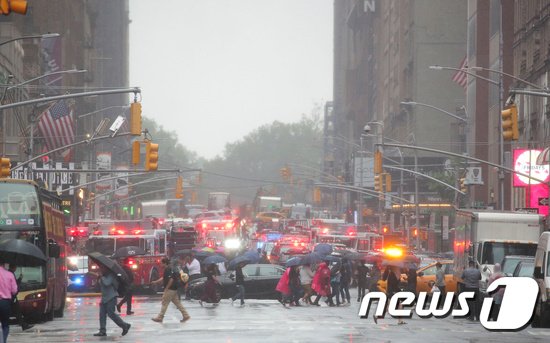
86,220,167,292
0,179,66,321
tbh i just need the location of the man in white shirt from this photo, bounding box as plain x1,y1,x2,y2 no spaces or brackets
185,254,201,300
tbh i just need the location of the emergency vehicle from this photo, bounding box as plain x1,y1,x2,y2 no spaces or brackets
86,220,167,291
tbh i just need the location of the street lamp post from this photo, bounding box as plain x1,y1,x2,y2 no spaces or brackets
0,33,60,47
367,121,384,231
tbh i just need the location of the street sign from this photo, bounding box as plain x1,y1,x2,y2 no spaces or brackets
516,207,539,214
538,198,549,206
465,167,484,185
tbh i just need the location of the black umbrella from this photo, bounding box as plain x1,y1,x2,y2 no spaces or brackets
0,239,47,267
343,251,364,261
203,254,227,265
228,255,252,270
286,257,302,267
88,252,129,283
112,246,147,259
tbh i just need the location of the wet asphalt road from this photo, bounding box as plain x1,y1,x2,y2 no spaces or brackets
7,290,550,343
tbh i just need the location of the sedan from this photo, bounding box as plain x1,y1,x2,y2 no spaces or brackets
188,264,286,300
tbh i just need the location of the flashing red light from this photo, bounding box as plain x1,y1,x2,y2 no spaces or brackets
93,230,102,235
127,259,135,265
225,222,234,229
202,223,208,229
293,241,298,247
322,228,329,234
207,242,214,248
132,229,143,235
109,227,127,235
69,228,77,236
347,230,356,236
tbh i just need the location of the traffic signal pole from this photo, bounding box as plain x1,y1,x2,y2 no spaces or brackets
376,143,548,185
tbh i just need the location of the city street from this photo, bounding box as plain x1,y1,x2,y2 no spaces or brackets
8,291,550,343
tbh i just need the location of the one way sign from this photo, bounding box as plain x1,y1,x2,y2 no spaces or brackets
539,198,549,206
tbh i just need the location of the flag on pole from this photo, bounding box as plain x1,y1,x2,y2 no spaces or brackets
452,56,468,90
37,100,75,162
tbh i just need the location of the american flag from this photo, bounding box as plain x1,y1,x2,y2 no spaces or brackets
452,56,468,90
37,100,75,162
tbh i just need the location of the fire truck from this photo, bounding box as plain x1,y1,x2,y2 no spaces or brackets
86,220,167,292
162,219,197,257
197,218,243,257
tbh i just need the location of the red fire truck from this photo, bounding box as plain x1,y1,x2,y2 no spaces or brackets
86,220,167,292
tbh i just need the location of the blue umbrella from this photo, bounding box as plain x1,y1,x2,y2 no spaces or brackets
286,256,302,267
300,252,323,265
314,243,333,256
323,255,341,263
241,250,261,263
203,254,227,265
229,255,252,270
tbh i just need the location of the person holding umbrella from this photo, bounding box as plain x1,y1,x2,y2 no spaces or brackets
231,261,246,307
0,258,18,343
116,258,135,315
300,264,315,305
200,263,221,306
8,264,33,331
93,265,131,337
311,262,332,306
374,264,405,325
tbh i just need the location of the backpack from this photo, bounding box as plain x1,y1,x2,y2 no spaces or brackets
178,268,190,284
115,267,132,298
115,274,131,297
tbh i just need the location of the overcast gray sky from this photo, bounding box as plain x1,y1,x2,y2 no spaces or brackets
129,0,333,159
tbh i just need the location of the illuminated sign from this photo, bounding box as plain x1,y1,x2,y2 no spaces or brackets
514,149,549,216
513,149,550,186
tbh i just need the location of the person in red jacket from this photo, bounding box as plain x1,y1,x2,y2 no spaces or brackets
311,262,332,306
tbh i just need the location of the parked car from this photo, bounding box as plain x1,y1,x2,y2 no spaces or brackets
512,260,535,278
502,255,535,276
188,264,286,300
377,260,457,294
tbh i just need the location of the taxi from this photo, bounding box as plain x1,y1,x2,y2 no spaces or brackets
255,211,285,223
376,260,457,294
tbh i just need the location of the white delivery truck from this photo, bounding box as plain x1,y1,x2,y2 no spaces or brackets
454,210,545,292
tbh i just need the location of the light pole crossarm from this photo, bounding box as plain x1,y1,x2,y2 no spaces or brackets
384,165,465,195
89,175,178,202
377,142,548,184
400,101,467,123
471,66,546,91
11,132,133,171
315,182,414,205
0,87,141,111
429,65,499,86
509,88,550,97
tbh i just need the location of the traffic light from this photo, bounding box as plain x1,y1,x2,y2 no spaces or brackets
130,102,142,136
460,177,467,193
412,228,418,237
501,103,519,141
313,187,321,204
382,226,389,234
374,151,383,174
131,140,140,165
385,173,392,192
0,0,27,15
175,176,184,199
145,141,159,171
374,173,383,193
0,157,10,178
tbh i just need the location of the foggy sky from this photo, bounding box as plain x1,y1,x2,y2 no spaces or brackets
129,0,333,159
